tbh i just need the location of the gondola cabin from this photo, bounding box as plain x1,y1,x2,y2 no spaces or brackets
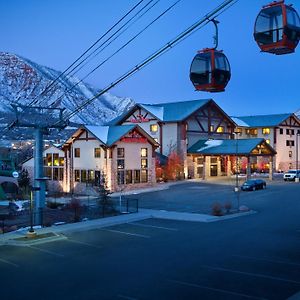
190,48,231,93
254,0,300,54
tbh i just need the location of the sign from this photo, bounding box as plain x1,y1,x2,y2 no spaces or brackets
12,171,19,178
120,137,147,143
130,114,150,123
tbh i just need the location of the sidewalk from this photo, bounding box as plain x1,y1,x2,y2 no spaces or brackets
0,207,256,246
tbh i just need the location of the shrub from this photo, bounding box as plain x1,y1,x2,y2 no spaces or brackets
211,202,223,216
224,201,232,214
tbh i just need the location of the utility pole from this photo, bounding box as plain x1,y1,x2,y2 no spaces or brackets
10,105,67,225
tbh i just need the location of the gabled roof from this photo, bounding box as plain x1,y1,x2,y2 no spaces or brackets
232,113,294,127
110,99,214,124
64,125,159,148
188,138,276,156
140,99,211,122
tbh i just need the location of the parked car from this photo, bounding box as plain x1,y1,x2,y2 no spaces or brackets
241,179,266,191
283,170,300,181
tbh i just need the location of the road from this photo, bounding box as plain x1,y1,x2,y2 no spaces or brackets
0,181,300,300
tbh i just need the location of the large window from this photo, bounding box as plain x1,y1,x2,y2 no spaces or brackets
141,170,148,183
74,148,80,158
286,129,295,135
286,140,295,146
134,170,140,183
118,170,125,185
126,170,133,184
81,170,87,182
262,128,270,135
75,170,80,182
141,148,148,157
94,148,101,158
117,148,124,158
141,159,148,169
117,159,125,169
46,153,52,166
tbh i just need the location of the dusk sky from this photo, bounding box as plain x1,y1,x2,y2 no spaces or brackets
1,0,300,117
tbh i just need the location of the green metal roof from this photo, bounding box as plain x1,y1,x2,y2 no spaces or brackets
140,99,211,122
232,113,293,127
188,138,275,155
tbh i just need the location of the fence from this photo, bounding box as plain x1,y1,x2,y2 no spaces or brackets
0,196,139,234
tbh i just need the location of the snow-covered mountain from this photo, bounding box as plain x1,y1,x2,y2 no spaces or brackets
0,52,135,127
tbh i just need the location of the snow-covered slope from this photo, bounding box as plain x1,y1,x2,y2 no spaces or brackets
0,52,135,126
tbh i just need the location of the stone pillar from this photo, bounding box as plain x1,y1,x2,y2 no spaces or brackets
227,156,232,177
202,156,206,180
246,156,251,179
204,156,210,179
269,156,274,181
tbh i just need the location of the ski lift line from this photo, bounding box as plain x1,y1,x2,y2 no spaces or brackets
48,0,163,108
49,0,180,109
60,0,159,82
40,0,158,109
24,0,146,109
56,0,238,124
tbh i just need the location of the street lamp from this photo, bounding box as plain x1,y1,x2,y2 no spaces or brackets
296,132,300,183
233,131,240,211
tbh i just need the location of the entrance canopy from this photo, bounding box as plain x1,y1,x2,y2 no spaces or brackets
188,138,276,156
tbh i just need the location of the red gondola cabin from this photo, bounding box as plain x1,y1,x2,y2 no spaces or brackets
190,48,231,93
254,0,300,54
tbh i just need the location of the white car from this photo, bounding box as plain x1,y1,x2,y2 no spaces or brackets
283,170,300,181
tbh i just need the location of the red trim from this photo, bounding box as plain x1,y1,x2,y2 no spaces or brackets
120,137,147,143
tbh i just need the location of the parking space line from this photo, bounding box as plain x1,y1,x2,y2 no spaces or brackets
103,229,150,238
201,265,300,285
117,295,139,300
168,279,268,300
29,246,65,257
0,258,19,268
66,239,103,249
128,222,178,231
233,254,300,267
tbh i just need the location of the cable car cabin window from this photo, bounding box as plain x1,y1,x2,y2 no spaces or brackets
190,53,211,85
214,52,231,85
255,6,284,45
286,7,300,28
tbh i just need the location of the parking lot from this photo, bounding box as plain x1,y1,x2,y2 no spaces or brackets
1,180,300,300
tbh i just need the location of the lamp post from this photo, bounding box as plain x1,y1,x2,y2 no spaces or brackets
296,132,300,183
233,132,240,211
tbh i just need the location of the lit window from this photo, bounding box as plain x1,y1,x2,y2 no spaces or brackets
81,170,87,182
94,148,101,158
216,126,225,133
141,170,148,183
141,159,148,169
150,124,158,133
117,170,125,185
117,159,125,169
53,153,59,166
134,170,140,183
141,148,148,157
74,148,80,158
266,139,270,144
126,170,133,184
46,153,52,166
59,157,64,166
262,128,270,135
117,148,124,158
75,170,80,182
210,125,214,132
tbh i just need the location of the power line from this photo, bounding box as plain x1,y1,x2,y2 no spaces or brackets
49,0,179,109
56,0,239,125
24,0,146,109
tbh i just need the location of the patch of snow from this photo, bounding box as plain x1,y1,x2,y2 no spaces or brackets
197,139,223,152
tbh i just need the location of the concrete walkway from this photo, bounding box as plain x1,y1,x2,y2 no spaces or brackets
0,207,256,246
